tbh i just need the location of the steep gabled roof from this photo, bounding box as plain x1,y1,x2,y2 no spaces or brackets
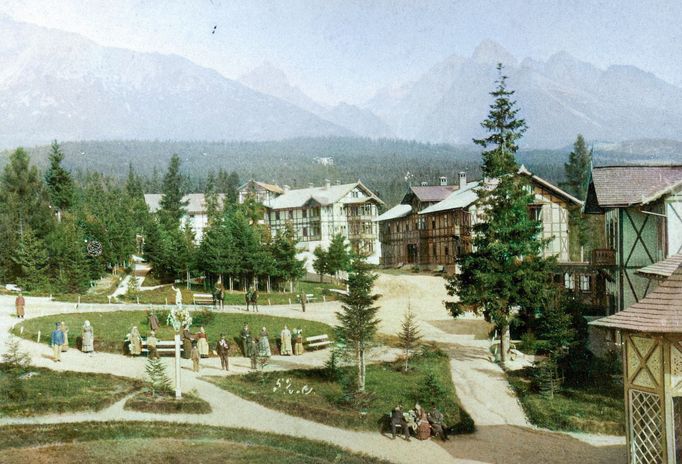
376,204,412,222
419,181,479,215
239,180,284,194
591,264,682,333
406,185,458,203
265,181,383,210
587,165,682,208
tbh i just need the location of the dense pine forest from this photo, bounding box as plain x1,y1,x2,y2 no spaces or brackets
0,137,573,207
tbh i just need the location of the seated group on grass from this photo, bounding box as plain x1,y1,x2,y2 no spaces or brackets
389,402,449,441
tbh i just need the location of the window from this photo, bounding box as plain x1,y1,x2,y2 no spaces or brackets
302,227,308,237
431,219,436,229
580,275,591,292
528,205,542,222
445,246,449,257
564,273,575,290
302,209,307,218
275,211,280,221
288,210,293,220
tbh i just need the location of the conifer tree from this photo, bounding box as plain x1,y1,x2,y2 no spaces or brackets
561,134,593,250
326,234,351,279
313,246,329,282
445,64,555,364
44,141,74,214
398,305,422,372
12,228,49,291
271,225,305,288
159,154,188,230
336,259,381,392
145,357,171,397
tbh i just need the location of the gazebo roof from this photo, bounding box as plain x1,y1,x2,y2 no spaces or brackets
591,264,682,333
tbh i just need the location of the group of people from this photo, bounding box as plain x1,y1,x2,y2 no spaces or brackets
389,403,450,442
240,324,304,367
49,320,95,361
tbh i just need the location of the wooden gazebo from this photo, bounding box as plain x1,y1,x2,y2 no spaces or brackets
591,265,682,464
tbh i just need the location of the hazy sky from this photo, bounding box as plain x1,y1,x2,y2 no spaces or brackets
3,0,682,105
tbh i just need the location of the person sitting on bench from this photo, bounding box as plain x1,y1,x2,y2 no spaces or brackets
391,405,410,441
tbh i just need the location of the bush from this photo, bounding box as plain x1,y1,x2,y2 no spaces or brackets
192,308,215,327
0,340,32,401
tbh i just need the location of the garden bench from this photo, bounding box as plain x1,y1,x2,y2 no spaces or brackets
296,293,317,303
125,338,182,356
193,293,215,306
304,334,332,350
141,339,182,356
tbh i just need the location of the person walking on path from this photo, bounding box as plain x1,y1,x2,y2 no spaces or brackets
293,328,304,355
191,342,201,372
172,285,182,306
50,322,65,362
299,292,307,313
258,327,272,358
249,338,258,370
216,334,229,370
147,309,160,332
15,293,25,318
81,320,95,354
197,326,210,358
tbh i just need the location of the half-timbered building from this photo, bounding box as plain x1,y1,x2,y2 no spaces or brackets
264,180,384,269
238,180,284,205
585,165,682,314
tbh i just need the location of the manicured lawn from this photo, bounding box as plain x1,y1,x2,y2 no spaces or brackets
508,368,625,435
124,390,211,414
0,366,142,417
0,422,391,464
118,280,343,305
206,350,474,434
13,311,334,356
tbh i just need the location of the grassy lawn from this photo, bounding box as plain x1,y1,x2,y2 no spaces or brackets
0,422,390,464
206,350,474,434
508,368,625,435
13,311,334,356
124,390,211,414
0,366,142,417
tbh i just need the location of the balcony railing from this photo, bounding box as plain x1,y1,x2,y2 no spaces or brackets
591,248,616,267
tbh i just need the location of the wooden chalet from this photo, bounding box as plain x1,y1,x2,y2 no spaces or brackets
585,165,682,314
376,174,463,268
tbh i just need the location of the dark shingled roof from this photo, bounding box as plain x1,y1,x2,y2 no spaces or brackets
409,185,458,203
590,165,682,207
591,264,682,333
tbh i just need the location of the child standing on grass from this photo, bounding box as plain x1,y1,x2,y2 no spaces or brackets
191,341,200,372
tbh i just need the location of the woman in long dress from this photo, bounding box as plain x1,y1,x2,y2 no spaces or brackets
415,404,432,440
196,326,210,358
293,328,304,355
280,325,292,356
81,320,94,353
61,321,69,351
129,326,142,355
258,327,271,357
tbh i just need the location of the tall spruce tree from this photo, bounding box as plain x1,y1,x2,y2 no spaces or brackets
561,134,593,250
159,154,188,229
44,141,74,214
561,134,591,201
12,228,49,291
336,259,381,392
326,234,351,279
445,64,555,364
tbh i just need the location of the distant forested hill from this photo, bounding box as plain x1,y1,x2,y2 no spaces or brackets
0,137,570,206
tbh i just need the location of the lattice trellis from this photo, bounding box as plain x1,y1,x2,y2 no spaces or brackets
672,342,682,393
630,389,664,464
629,336,661,388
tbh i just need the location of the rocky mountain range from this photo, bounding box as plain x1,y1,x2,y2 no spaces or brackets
1,18,681,149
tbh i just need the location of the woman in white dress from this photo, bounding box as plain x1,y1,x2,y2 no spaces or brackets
81,320,94,353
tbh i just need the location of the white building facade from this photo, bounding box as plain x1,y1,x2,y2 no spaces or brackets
264,180,384,270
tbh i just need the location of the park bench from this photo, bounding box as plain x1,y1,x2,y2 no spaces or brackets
304,334,332,350
124,338,182,356
193,293,215,306
296,293,317,303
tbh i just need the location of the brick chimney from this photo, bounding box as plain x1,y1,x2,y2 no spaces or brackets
439,176,448,186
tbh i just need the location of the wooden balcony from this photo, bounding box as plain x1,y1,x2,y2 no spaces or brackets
591,248,616,267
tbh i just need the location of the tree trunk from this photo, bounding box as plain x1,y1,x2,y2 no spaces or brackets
358,348,366,392
229,276,233,292
499,323,510,365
